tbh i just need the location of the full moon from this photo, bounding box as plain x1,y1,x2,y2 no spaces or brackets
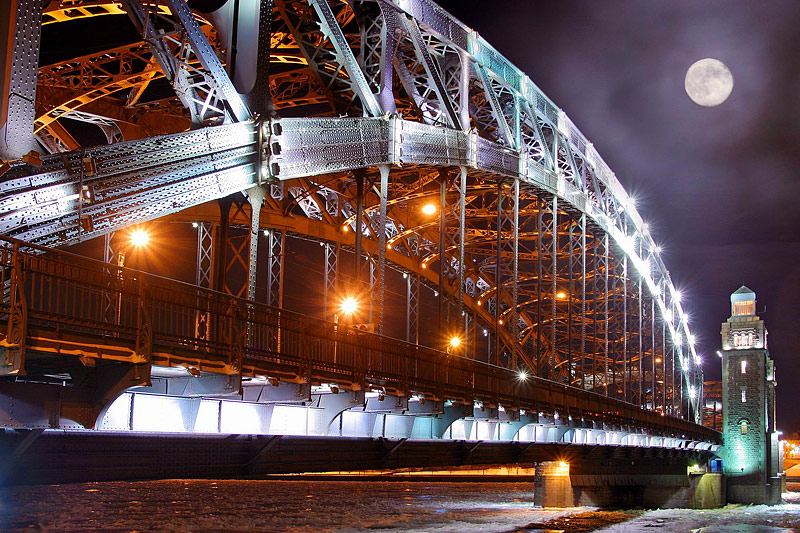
684,58,734,107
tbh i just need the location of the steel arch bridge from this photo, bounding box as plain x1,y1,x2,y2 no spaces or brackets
0,0,712,444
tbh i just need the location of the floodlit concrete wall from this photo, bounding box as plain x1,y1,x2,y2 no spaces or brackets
532,462,726,509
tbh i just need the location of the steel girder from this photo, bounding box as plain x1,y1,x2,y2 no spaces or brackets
1,0,704,422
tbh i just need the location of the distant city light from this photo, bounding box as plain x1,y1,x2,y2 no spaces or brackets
421,203,437,215
130,229,149,247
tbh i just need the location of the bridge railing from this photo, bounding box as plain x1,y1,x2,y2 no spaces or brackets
0,236,719,443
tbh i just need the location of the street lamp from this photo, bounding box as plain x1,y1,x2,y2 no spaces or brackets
130,228,149,248
340,296,358,317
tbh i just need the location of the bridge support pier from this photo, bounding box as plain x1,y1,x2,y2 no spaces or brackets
0,362,149,429
533,458,726,509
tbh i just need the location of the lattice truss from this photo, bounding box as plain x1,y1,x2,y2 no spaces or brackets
0,0,704,419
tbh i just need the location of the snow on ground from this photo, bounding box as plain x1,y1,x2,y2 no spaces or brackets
598,489,800,532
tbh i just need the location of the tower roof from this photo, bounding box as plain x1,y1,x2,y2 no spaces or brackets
733,285,755,295
730,286,757,313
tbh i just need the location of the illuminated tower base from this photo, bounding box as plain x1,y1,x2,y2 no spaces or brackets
720,286,782,504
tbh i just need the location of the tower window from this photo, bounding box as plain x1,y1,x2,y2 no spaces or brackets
741,360,747,374
733,300,755,316
741,421,748,434
741,389,747,403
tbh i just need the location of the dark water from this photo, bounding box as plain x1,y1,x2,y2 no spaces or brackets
0,480,572,532
2,480,798,532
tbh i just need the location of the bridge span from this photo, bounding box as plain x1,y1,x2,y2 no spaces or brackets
0,0,719,474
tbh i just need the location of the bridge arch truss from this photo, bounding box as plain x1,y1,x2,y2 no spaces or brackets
0,0,706,435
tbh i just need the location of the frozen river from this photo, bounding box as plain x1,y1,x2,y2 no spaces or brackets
1,479,799,531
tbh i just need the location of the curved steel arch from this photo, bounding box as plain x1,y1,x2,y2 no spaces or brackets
1,0,703,421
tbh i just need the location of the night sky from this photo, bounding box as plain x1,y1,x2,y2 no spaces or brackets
437,1,800,433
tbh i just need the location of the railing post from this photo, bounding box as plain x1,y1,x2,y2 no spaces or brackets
226,299,244,385
1,242,27,375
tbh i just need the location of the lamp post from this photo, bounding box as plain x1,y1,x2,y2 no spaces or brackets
114,227,150,325
334,296,358,365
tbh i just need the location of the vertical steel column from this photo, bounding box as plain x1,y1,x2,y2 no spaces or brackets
661,316,667,414
102,231,117,323
437,171,448,344
0,0,42,160
549,196,558,381
214,196,233,293
103,232,115,264
246,186,266,302
369,260,376,324
580,220,587,389
567,219,575,385
611,255,625,400
623,254,629,402
353,170,365,289
377,165,390,334
196,223,214,289
651,297,656,410
323,242,339,320
638,278,644,407
265,229,284,308
603,234,609,396
406,273,419,344
494,179,518,367
195,221,214,340
535,196,543,375
457,167,467,340
511,181,520,368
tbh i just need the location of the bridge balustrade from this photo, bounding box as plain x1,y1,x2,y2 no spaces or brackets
0,236,719,443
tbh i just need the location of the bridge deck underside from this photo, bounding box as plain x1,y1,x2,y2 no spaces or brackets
1,429,714,485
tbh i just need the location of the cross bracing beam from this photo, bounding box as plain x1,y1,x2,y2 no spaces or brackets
2,0,703,423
